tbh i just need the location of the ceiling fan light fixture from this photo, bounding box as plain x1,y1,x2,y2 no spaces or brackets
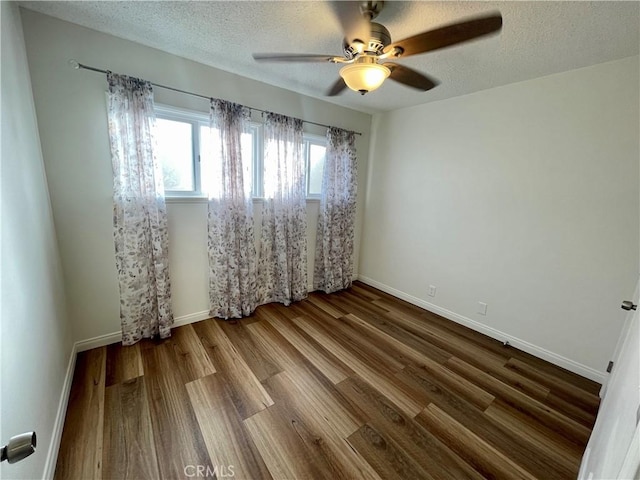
339,62,390,95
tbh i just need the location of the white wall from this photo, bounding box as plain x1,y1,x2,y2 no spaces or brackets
20,9,371,342
165,199,322,320
1,3,73,479
360,56,639,380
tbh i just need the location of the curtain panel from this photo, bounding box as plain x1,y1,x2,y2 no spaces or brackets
314,127,357,293
107,73,173,345
207,99,258,318
257,113,308,305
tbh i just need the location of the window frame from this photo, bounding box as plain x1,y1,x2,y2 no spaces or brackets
154,104,326,200
304,133,327,199
155,104,208,198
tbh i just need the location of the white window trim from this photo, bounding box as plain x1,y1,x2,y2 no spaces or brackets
154,104,326,201
304,133,327,200
252,123,264,199
164,196,321,205
155,104,208,198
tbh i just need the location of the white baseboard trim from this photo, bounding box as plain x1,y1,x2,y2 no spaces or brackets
357,275,605,383
172,310,211,328
75,310,213,352
42,342,78,479
75,330,121,352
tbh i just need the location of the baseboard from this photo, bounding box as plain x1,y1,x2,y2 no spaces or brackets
42,342,78,479
75,330,122,352
172,310,211,328
75,310,212,352
357,275,605,383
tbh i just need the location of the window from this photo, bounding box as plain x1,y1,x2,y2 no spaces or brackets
155,106,207,197
305,137,326,197
156,118,195,192
155,104,326,199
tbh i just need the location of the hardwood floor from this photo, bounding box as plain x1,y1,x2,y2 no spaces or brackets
55,282,600,479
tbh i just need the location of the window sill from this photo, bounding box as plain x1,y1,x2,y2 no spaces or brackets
165,196,208,204
165,196,321,205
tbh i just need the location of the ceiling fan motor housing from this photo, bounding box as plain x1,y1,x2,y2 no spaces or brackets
343,22,392,58
360,1,384,21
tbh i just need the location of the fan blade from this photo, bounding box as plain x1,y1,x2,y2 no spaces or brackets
253,53,340,63
386,63,439,91
330,1,371,46
326,77,348,96
383,13,502,58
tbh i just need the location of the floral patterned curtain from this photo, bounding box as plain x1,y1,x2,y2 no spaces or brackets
313,127,357,293
107,73,173,345
257,113,308,305
207,99,257,318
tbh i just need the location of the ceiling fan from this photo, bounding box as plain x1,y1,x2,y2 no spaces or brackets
253,1,502,96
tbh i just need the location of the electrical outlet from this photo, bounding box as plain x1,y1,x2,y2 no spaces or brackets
428,285,437,297
477,302,487,315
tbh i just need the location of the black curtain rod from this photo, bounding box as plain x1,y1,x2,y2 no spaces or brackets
70,60,362,136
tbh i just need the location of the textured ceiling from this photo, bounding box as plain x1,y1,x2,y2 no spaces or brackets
19,1,640,114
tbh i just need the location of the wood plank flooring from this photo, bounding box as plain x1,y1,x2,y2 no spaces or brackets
55,282,600,479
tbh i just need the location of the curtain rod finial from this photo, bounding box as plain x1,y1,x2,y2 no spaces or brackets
68,59,80,70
